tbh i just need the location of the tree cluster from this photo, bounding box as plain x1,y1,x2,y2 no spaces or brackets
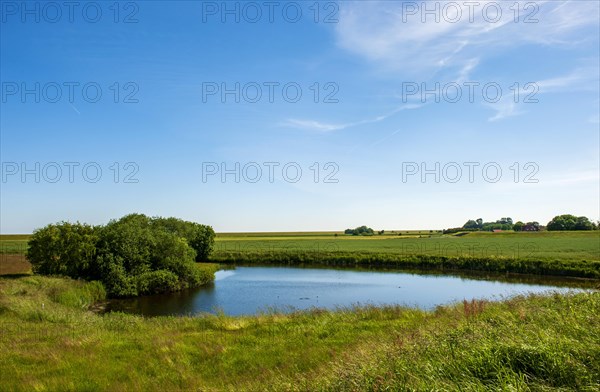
459,214,598,232
344,226,375,236
462,217,520,231
546,214,596,231
26,214,216,297
512,221,541,231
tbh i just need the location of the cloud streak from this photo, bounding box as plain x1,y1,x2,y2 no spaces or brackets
487,66,599,121
282,104,424,132
335,0,599,78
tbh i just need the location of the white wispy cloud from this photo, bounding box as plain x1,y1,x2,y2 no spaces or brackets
487,169,600,191
335,0,598,77
288,1,598,129
487,66,599,121
282,103,424,132
282,119,347,132
456,58,480,84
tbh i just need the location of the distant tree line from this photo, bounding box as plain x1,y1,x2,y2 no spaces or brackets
344,226,374,236
26,214,216,297
512,221,541,232
462,217,522,231
452,214,597,233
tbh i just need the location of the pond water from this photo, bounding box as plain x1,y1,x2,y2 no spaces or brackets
105,266,592,316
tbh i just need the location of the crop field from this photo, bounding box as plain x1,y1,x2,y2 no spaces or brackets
214,230,600,262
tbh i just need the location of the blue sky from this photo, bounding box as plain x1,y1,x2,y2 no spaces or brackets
1,0,599,233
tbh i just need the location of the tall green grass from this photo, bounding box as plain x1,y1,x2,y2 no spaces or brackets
0,275,598,391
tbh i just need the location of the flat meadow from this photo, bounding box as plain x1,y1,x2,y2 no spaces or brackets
0,231,598,390
214,230,599,261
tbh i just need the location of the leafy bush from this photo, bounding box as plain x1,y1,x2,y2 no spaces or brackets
99,256,138,297
26,214,216,297
188,224,216,261
153,216,215,261
136,270,180,295
26,222,98,278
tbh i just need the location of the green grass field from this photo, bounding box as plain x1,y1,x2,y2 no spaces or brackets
214,230,600,262
0,275,598,391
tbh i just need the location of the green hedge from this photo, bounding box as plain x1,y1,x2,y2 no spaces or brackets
210,251,600,279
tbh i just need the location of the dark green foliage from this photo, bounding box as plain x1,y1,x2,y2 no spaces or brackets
189,224,216,261
136,270,180,295
513,221,524,231
344,226,375,236
25,214,216,297
547,214,594,231
463,217,517,231
211,251,600,279
463,219,479,229
443,227,478,234
26,222,98,278
99,256,138,298
98,214,157,277
152,216,216,261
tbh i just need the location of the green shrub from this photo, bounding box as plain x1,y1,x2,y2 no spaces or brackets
152,216,215,261
189,224,216,261
100,259,138,297
26,214,216,298
136,270,180,295
26,222,98,279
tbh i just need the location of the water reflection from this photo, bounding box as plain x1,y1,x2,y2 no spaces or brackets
105,265,596,317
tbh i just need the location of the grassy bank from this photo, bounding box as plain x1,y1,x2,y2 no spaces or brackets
211,251,600,279
0,275,598,390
